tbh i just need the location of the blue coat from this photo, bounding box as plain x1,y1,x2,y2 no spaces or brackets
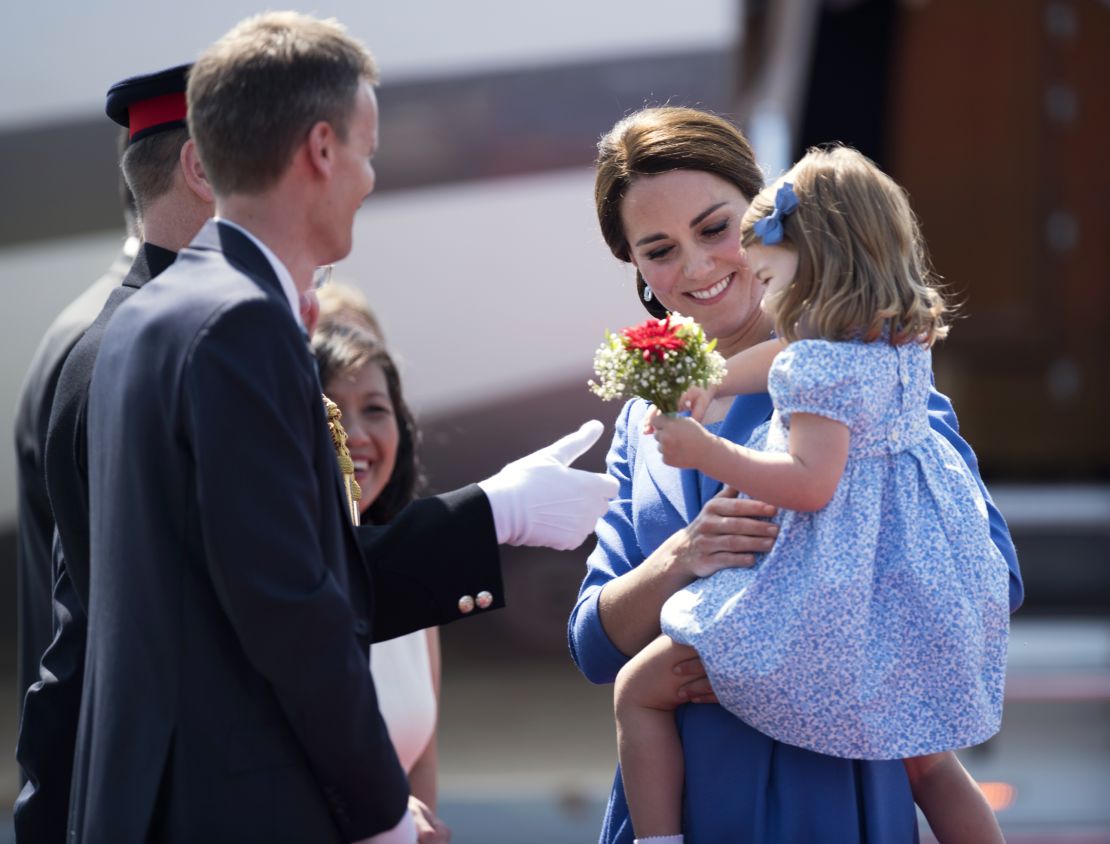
569,389,1022,843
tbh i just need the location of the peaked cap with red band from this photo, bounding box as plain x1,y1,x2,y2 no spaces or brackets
105,63,191,144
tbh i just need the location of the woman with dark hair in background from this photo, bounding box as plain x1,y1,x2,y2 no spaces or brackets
568,106,1023,842
314,316,447,841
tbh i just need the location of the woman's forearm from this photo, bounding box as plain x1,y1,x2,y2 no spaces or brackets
408,627,441,810
407,737,438,811
597,529,696,657
596,490,780,656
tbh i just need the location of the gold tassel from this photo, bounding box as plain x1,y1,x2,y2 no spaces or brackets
323,395,361,526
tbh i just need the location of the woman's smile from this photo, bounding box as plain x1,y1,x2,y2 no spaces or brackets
621,170,772,356
351,457,371,488
687,272,734,302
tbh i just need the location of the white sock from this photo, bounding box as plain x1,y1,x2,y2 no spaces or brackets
634,837,684,844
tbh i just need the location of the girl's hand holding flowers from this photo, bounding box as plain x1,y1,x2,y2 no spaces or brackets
679,383,718,422
645,408,717,472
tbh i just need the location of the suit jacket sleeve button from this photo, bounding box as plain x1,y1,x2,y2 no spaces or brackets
458,595,475,614
353,619,370,636
476,590,493,610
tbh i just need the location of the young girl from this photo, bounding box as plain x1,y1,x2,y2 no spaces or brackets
615,146,1011,844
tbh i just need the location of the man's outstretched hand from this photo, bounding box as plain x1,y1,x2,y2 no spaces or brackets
478,420,619,551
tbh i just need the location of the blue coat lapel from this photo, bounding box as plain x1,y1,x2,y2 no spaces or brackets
693,393,775,508
638,392,775,521
639,430,698,525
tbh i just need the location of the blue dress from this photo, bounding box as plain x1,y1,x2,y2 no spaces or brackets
660,339,1011,760
569,353,1023,843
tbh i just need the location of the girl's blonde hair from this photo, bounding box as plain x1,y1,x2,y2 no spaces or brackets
740,146,948,346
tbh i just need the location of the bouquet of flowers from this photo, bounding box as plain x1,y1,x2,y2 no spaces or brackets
588,314,727,414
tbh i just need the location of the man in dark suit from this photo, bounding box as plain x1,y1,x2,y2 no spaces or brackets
69,12,616,844
12,141,137,713
14,64,214,843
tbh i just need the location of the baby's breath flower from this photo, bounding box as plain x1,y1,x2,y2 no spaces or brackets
588,315,726,413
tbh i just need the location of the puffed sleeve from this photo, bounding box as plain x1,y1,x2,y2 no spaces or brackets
927,387,1024,612
769,340,862,427
568,399,644,684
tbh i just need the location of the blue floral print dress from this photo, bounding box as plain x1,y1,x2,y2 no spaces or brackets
660,338,1011,759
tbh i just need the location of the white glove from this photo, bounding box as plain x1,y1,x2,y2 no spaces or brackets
478,419,619,551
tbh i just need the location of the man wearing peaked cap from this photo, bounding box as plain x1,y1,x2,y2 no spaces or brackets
68,12,618,844
12,135,137,741
106,63,192,143
14,62,214,844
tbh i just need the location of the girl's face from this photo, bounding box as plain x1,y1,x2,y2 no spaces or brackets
744,242,798,319
621,169,768,357
324,361,400,514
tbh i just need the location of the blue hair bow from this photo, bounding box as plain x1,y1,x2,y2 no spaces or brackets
752,182,799,245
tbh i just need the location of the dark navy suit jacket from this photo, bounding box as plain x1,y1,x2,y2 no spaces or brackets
13,246,129,709
69,221,503,843
15,243,176,844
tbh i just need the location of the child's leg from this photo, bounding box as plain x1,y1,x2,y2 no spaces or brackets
903,752,1004,844
614,634,700,841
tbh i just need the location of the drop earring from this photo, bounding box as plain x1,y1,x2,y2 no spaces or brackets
642,286,654,303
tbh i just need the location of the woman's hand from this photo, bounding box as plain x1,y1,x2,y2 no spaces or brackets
666,486,778,579
596,489,778,658
616,637,719,711
349,798,449,844
409,795,450,843
673,652,719,704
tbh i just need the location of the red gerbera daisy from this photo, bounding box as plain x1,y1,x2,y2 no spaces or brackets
621,317,686,363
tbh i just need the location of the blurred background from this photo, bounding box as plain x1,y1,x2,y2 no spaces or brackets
1,0,1107,840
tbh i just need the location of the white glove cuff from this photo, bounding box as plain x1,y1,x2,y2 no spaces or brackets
477,473,521,546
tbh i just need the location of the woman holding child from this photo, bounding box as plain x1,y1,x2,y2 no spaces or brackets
568,107,1024,843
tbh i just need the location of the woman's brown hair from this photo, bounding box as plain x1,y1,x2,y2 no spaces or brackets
313,325,421,524
595,107,764,318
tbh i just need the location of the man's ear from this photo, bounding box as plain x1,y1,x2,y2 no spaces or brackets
180,139,214,204
305,121,336,179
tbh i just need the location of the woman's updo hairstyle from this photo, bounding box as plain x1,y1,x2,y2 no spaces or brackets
594,106,764,318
